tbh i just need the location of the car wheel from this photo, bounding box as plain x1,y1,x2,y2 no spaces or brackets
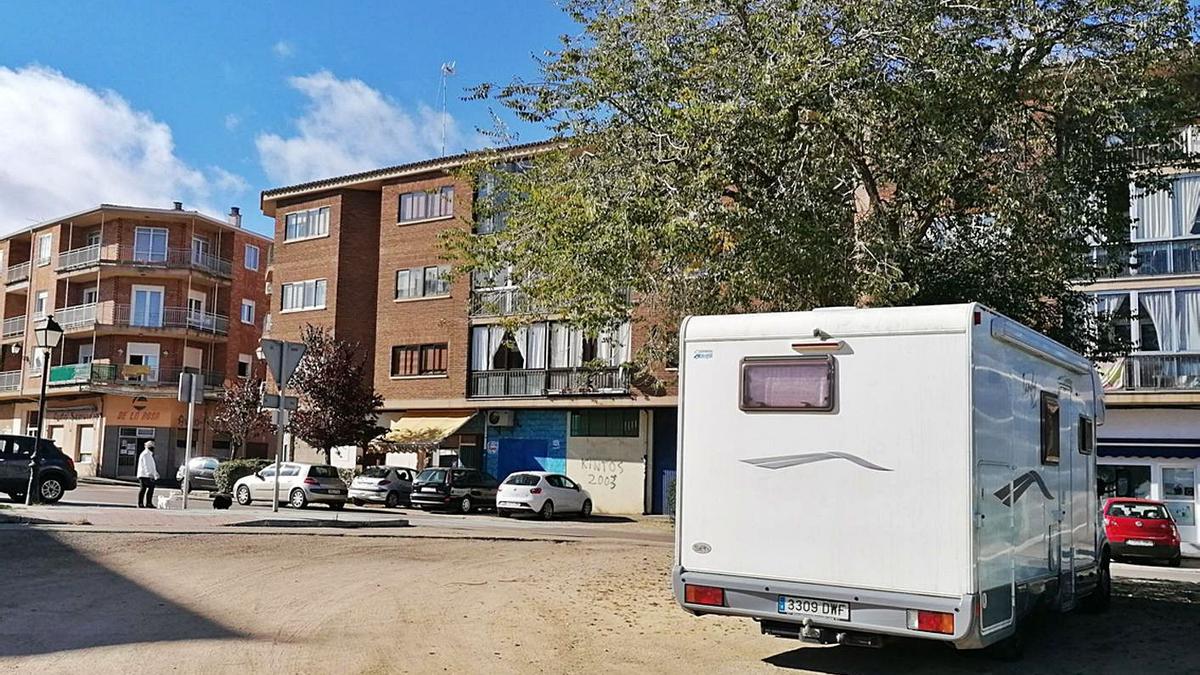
580,499,592,519
329,501,345,511
385,492,400,508
352,498,365,507
289,489,308,509
458,496,473,514
539,500,555,521
38,477,64,504
1082,550,1111,613
236,485,252,506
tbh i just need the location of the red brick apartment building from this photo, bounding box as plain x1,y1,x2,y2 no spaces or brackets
260,143,678,514
0,203,272,479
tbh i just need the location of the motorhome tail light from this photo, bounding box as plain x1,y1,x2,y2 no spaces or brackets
529,487,543,494
303,478,319,485
906,610,954,635
684,584,725,607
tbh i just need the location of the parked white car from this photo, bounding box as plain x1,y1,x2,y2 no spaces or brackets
233,463,347,509
497,471,593,520
349,466,415,508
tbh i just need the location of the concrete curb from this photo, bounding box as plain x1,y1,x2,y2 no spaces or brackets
227,517,410,529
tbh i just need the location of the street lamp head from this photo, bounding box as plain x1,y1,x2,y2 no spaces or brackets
34,315,64,350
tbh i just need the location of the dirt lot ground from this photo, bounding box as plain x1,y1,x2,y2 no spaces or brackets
0,530,1197,675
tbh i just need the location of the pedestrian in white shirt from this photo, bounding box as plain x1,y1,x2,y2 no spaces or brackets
137,441,159,508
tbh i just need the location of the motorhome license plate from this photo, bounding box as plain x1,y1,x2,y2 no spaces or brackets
1127,540,1154,547
777,596,850,620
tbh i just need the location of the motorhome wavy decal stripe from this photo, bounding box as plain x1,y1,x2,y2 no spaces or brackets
740,452,892,472
993,471,1054,506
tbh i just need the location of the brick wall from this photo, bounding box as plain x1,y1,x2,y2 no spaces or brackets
374,174,472,403
333,190,382,382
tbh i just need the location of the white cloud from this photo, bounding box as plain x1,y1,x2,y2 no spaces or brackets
0,65,241,232
224,113,241,131
272,41,295,58
256,70,480,185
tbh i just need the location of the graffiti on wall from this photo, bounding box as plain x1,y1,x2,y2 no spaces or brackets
580,459,625,491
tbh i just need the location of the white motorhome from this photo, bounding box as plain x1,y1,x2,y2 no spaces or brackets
673,304,1109,652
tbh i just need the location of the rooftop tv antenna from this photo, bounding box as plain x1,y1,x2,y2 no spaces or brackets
439,61,456,156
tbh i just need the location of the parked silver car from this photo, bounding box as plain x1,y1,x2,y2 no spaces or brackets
233,463,347,509
349,466,414,507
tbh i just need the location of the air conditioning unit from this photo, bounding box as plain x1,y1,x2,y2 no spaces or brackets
487,410,514,427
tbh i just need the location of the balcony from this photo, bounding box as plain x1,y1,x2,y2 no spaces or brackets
5,262,30,285
469,288,541,318
1125,127,1200,167
1112,354,1200,391
469,366,630,398
58,245,233,278
56,303,98,331
112,305,229,335
1,315,24,340
56,244,101,271
0,370,20,393
1094,240,1200,278
48,363,224,390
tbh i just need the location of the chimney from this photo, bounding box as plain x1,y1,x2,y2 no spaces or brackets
173,201,183,211
228,206,242,228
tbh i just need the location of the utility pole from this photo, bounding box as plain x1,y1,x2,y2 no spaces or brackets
177,372,203,509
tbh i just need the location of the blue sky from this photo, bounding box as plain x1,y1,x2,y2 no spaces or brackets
0,0,576,235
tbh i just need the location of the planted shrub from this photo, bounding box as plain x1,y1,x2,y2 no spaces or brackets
215,458,272,494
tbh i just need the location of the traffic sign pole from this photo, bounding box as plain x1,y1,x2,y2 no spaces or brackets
259,338,306,513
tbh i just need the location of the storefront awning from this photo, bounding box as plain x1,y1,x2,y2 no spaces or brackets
1098,438,1200,459
376,413,476,450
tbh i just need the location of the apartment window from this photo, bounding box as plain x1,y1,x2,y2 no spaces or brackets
33,291,48,318
245,244,260,271
82,286,98,305
398,186,454,223
241,300,256,325
1040,391,1060,465
570,409,639,437
390,344,448,377
36,233,52,265
133,227,168,263
237,353,253,378
395,265,451,300
281,279,327,312
86,230,101,247
131,285,164,327
283,206,330,241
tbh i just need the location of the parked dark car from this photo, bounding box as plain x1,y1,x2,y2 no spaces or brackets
176,456,221,493
0,435,78,503
410,467,499,513
1103,497,1182,566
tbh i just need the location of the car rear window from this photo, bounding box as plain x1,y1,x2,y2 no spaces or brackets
506,474,540,486
362,466,390,478
741,357,835,411
417,469,447,484
1108,502,1170,520
307,465,338,478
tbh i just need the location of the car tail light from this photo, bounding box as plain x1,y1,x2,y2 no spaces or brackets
530,487,542,494
303,478,319,485
65,456,75,471
907,610,954,635
684,584,725,607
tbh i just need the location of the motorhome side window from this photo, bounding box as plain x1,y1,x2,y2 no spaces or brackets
1079,416,1094,455
1040,392,1060,465
740,356,834,411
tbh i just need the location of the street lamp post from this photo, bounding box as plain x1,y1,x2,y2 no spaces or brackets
25,315,63,506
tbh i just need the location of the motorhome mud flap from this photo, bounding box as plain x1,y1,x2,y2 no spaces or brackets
760,619,884,648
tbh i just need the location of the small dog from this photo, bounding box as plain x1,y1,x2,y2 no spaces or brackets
212,494,232,510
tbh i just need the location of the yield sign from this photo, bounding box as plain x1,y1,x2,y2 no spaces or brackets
260,338,307,388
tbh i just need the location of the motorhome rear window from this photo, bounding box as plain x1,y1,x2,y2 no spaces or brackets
740,357,835,411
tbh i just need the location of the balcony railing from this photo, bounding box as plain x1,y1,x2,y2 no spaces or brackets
112,304,229,335
5,262,30,284
469,288,543,317
56,303,98,331
1093,240,1200,278
56,244,102,271
48,363,224,389
2,315,24,340
1111,354,1200,391
113,246,233,278
469,366,630,398
0,370,20,392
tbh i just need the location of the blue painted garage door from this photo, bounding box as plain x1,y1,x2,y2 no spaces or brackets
495,438,551,480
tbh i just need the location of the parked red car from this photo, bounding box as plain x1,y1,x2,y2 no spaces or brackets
1102,498,1182,567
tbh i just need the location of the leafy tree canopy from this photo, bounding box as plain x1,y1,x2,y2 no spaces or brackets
209,375,274,459
447,0,1199,364
288,325,383,459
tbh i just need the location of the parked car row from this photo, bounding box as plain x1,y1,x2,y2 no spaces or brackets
409,467,593,520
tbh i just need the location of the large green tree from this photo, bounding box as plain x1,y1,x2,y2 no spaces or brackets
448,0,1198,368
